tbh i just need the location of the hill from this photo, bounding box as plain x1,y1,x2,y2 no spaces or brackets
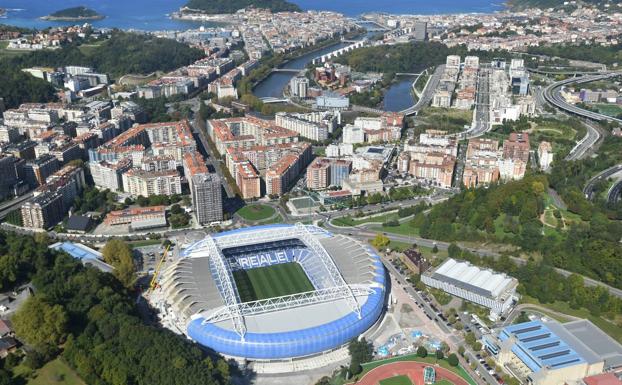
182,0,301,14
42,6,104,21
0,31,204,108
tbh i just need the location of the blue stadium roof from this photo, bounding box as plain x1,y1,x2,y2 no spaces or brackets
500,321,587,372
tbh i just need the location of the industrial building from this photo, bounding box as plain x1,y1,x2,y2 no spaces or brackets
484,320,622,385
421,258,518,319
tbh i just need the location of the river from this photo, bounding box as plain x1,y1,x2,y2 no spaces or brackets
252,41,351,99
383,76,416,112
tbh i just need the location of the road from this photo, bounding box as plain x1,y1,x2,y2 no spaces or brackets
190,118,236,199
582,164,622,200
608,179,622,205
323,220,622,299
467,66,491,138
380,246,498,385
543,73,622,124
401,65,444,116
0,192,34,220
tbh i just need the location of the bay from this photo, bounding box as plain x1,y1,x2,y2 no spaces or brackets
0,0,502,31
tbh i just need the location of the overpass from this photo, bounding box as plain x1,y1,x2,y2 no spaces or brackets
608,178,622,205
582,164,622,200
543,72,622,124
312,39,368,65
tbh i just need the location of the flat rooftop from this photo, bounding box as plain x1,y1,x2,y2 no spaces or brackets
429,258,517,299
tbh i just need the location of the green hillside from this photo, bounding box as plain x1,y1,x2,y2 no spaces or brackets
183,0,301,14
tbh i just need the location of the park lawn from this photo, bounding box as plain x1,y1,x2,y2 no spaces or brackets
236,204,276,221
594,103,622,118
372,221,420,237
27,358,86,385
386,240,413,252
521,296,622,343
333,212,400,227
258,213,284,225
379,375,413,385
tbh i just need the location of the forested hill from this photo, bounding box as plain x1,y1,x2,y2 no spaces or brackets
183,0,301,14
335,41,511,74
44,6,104,20
0,31,204,109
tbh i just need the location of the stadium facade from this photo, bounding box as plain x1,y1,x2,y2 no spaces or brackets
159,224,386,360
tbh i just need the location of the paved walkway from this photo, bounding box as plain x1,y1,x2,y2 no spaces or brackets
355,361,469,385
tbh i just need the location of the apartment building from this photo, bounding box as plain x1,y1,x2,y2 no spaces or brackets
122,169,182,197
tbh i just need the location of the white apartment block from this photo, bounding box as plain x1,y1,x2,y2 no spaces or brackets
122,169,182,197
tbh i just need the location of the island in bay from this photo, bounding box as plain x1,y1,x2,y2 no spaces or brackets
41,6,105,21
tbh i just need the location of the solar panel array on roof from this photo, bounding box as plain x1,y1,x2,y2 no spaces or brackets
431,258,516,299
500,321,587,372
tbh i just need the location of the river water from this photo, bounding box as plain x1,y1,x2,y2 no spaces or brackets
252,41,351,99
383,77,416,112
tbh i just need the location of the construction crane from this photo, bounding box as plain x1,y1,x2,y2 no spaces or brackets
149,244,170,293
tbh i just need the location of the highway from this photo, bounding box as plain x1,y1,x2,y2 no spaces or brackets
468,66,491,138
582,164,622,200
608,179,622,205
401,65,444,116
0,192,34,220
543,73,622,124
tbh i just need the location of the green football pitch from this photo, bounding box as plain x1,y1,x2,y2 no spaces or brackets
379,375,413,385
233,262,315,302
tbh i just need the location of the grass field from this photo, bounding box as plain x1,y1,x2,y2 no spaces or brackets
379,375,413,385
27,358,86,385
354,355,476,385
233,262,314,302
594,103,622,118
236,204,276,221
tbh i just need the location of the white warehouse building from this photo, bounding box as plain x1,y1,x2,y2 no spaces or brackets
421,258,518,319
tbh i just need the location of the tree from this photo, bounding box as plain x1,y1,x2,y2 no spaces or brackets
458,345,466,356
348,338,373,376
435,349,444,360
417,346,428,358
448,353,459,367
13,296,68,347
432,244,439,253
371,233,390,249
102,239,135,288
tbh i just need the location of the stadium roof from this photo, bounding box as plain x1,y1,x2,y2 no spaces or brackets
430,258,517,299
163,224,386,360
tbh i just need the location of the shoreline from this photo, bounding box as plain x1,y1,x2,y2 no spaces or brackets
40,15,105,21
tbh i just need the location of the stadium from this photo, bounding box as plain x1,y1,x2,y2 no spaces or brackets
158,224,387,361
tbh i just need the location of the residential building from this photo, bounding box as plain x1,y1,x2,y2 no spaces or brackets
89,158,132,191
538,141,553,171
236,161,261,199
342,125,365,144
21,191,64,229
122,169,182,197
191,173,223,225
290,76,309,98
23,154,60,188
